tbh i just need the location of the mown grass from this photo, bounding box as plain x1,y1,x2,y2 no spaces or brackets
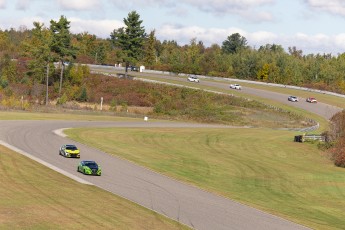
65,127,345,230
0,110,144,121
0,145,190,230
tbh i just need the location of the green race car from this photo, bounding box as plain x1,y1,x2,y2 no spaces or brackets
59,144,80,158
77,160,102,176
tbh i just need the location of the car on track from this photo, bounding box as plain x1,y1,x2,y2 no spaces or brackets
230,84,242,90
59,144,80,158
288,96,299,102
306,97,317,103
130,65,138,71
187,76,200,83
77,160,102,176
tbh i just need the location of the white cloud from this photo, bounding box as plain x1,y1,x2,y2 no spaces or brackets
0,0,6,9
69,17,124,38
185,0,274,10
57,0,101,11
248,31,278,44
156,24,345,54
305,0,345,16
16,0,30,10
107,0,175,9
107,0,274,22
239,11,274,23
0,16,49,30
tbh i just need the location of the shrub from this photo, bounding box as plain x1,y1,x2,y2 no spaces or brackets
327,111,345,167
56,93,68,105
0,96,30,110
77,87,88,102
331,138,345,168
109,99,117,111
0,77,9,89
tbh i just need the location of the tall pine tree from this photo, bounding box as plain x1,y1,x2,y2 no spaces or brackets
50,15,75,95
110,11,146,77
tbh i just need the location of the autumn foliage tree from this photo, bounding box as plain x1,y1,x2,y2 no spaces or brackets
325,111,345,167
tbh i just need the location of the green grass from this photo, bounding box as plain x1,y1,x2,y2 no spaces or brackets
65,127,345,230
0,145,190,230
0,110,145,121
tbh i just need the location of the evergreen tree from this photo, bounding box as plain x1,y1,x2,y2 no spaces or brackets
22,22,54,105
50,15,75,95
222,33,248,54
110,11,146,76
144,30,156,67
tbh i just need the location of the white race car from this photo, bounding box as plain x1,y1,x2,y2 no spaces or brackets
288,96,299,102
230,84,242,90
187,76,200,83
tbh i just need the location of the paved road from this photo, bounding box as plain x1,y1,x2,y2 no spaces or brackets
133,71,342,120
2,67,341,230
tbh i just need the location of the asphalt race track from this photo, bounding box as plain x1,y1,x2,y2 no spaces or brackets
1,69,342,230
133,71,342,120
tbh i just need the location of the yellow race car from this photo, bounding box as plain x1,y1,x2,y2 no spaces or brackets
59,144,80,158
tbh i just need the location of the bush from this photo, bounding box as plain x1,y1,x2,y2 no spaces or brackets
0,96,30,110
0,78,9,89
77,87,88,102
109,99,117,111
328,111,345,167
331,145,345,167
56,93,68,105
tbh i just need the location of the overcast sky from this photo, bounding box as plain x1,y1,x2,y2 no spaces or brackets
1,0,345,54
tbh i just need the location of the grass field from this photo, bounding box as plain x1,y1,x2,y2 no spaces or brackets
65,127,345,230
0,145,190,230
0,110,146,121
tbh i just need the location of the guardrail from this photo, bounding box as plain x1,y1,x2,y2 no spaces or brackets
294,133,325,142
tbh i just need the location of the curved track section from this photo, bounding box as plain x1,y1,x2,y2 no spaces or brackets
134,72,342,120
0,120,309,230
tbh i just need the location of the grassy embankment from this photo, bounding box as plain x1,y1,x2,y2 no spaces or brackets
0,145,190,230
65,127,345,230
93,68,330,129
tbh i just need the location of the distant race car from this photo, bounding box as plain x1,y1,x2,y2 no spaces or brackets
77,160,102,176
187,76,200,83
288,96,299,102
230,84,242,90
59,144,80,158
306,97,317,103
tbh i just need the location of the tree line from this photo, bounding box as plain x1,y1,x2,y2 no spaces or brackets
1,11,345,104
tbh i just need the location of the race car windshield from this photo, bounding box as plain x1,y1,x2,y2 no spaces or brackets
66,145,77,150
85,162,98,168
